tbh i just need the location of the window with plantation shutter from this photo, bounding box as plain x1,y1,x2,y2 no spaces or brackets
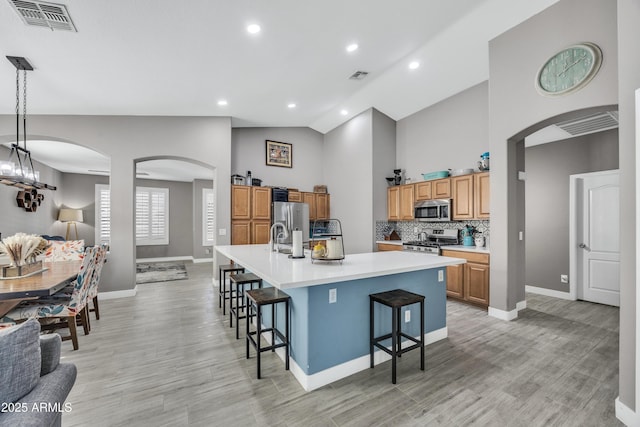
136,187,169,245
95,184,111,245
202,188,215,246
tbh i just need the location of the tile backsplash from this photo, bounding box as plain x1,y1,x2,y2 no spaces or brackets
376,220,490,245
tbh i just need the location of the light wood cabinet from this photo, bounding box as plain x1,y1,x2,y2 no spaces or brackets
387,187,400,221
251,220,271,244
452,175,474,220
432,178,451,199
304,192,330,220
415,181,432,201
231,220,251,245
303,192,317,220
231,185,251,220
288,191,302,202
399,184,415,220
452,173,490,220
316,193,330,220
377,243,404,252
387,184,415,220
474,172,490,219
231,185,272,244
441,249,490,307
251,187,272,220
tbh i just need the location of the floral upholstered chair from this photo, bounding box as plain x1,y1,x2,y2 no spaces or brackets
1,246,100,350
43,240,85,262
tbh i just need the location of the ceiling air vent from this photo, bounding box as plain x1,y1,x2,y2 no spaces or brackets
349,70,369,80
555,111,619,136
7,0,77,32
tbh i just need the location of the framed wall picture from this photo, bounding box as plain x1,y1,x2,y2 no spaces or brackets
266,140,292,168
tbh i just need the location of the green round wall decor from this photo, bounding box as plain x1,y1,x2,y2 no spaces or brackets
535,42,602,97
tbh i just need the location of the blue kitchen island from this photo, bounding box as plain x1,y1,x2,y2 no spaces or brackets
215,244,465,391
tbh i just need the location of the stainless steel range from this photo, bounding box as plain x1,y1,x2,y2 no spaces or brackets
403,229,459,255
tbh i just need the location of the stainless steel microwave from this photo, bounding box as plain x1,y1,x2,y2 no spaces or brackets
414,199,451,222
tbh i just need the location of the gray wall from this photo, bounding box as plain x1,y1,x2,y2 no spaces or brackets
0,145,63,239
488,0,618,314
231,127,323,191
525,130,619,292
617,0,640,412
135,178,193,260
0,115,232,294
58,173,110,246
323,110,373,254
397,82,489,182
372,109,397,250
192,179,214,261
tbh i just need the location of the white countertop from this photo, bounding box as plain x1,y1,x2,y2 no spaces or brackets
216,244,465,289
375,240,403,246
440,245,490,254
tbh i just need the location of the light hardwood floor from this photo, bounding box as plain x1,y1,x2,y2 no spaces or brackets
61,263,622,426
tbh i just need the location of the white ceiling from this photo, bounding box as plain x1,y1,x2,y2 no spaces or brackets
0,0,561,177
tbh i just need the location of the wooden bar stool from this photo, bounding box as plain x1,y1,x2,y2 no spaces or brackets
245,287,290,379
229,273,262,339
218,264,245,315
369,289,425,384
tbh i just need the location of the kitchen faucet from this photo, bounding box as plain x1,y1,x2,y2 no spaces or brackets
269,222,289,252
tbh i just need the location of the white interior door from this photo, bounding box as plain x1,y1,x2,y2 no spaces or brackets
577,171,620,306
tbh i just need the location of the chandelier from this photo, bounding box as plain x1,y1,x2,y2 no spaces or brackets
0,56,56,212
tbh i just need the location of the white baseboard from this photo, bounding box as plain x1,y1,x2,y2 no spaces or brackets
525,285,574,300
99,287,137,300
265,327,448,391
488,306,518,321
193,258,213,264
136,256,193,263
516,300,527,311
615,397,639,426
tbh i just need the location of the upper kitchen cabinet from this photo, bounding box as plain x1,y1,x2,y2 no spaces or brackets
303,192,330,221
288,190,302,202
252,187,272,220
387,184,414,221
315,193,330,220
474,172,490,219
432,178,451,199
415,178,450,201
415,181,432,201
231,185,251,220
387,187,400,221
452,173,490,220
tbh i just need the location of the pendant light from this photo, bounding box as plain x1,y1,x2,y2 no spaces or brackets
0,56,56,193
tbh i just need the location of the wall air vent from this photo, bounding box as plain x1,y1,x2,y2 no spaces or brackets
349,70,369,80
7,0,77,32
555,111,619,136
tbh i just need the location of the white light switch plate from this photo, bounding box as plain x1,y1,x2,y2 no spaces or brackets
329,288,337,304
218,228,227,236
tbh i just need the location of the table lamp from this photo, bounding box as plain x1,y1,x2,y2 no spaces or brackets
58,208,83,240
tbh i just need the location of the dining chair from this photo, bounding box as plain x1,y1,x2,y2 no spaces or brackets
1,246,100,350
43,240,85,262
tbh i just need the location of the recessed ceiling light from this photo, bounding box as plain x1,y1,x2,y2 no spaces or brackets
287,103,297,109
247,24,261,34
346,43,358,53
409,61,420,70
217,100,228,106
340,110,348,116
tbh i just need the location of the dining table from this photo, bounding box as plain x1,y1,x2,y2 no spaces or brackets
0,260,82,318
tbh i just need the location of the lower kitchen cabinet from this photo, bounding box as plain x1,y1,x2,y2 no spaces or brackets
232,220,271,245
252,220,271,244
441,249,490,308
376,243,404,251
231,220,250,245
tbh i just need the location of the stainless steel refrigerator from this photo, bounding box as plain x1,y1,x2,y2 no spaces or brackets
272,201,310,245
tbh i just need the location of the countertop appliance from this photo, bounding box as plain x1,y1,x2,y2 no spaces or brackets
403,229,458,255
414,199,452,222
272,201,309,245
